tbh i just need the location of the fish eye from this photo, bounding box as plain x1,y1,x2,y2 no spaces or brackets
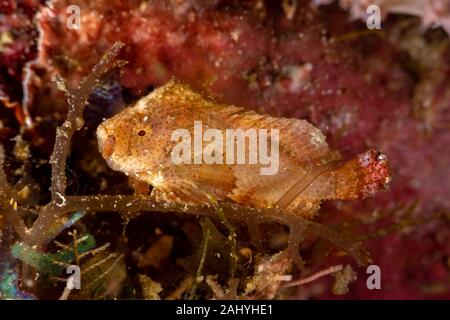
138,130,146,136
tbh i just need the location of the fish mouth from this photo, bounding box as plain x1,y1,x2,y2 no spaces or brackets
96,124,116,159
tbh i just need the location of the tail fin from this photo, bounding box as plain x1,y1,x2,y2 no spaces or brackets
334,150,391,200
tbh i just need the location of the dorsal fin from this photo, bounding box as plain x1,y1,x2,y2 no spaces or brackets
145,80,334,164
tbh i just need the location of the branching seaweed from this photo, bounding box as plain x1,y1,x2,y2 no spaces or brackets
208,196,238,277
21,194,369,266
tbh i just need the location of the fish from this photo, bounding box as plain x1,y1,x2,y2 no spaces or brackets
96,81,390,218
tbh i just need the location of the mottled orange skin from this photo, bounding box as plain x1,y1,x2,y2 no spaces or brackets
97,81,390,218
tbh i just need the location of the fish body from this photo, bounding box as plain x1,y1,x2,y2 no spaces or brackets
97,81,390,218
